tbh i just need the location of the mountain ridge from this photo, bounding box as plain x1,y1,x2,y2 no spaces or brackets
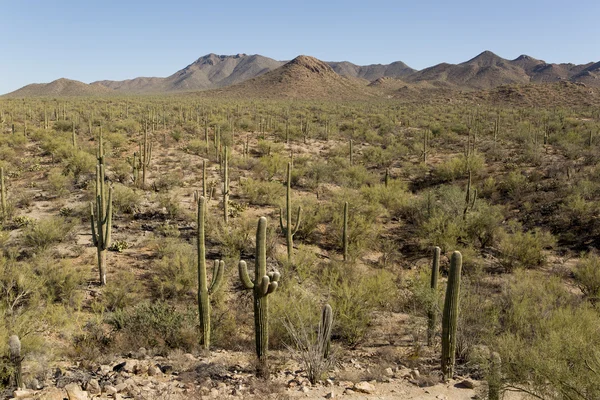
3,51,599,97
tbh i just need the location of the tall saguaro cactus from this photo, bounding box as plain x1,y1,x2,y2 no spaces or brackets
91,164,112,286
279,162,302,263
441,251,462,380
196,195,224,349
427,246,441,346
238,217,281,378
223,146,229,223
342,202,349,261
1,167,7,223
140,124,152,188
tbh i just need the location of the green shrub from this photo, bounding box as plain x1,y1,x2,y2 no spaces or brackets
574,252,600,302
109,302,198,354
239,178,285,206
46,168,72,197
22,216,73,250
498,223,555,272
112,183,141,214
151,238,196,300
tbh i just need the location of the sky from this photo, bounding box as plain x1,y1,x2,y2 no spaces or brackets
0,0,598,94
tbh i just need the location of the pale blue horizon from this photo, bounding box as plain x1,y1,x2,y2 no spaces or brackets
1,0,598,94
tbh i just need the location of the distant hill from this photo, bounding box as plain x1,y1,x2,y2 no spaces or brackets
93,54,285,93
3,78,112,97
404,51,600,89
327,61,415,81
4,51,599,97
211,55,377,99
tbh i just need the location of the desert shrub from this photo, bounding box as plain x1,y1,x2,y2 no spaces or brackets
111,183,141,214
110,159,132,184
464,202,504,248
63,150,96,181
335,164,378,189
360,180,411,218
498,222,555,272
253,153,287,181
325,265,398,346
434,153,485,181
186,139,206,155
157,193,182,219
109,302,197,354
46,168,72,197
573,252,600,302
494,270,600,399
151,238,196,300
239,178,285,206
498,171,528,199
22,216,74,250
33,258,85,305
101,270,140,311
292,197,328,242
152,171,183,192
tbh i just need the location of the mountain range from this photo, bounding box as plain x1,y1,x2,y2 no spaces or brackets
4,51,599,98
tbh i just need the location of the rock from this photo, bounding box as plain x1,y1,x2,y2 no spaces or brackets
27,378,41,390
455,379,476,389
159,364,173,374
300,386,309,393
104,385,117,395
324,390,335,398
114,382,128,393
64,383,89,400
113,362,127,373
99,365,111,375
384,367,394,377
13,389,35,399
410,369,420,379
184,353,196,361
123,360,137,373
353,381,375,394
86,379,101,395
337,381,353,389
148,365,162,376
344,389,355,395
37,388,67,400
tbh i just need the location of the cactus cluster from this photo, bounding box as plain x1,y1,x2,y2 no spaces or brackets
239,217,281,378
279,162,302,263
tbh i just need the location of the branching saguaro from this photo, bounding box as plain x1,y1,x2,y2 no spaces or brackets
140,123,152,188
279,162,302,263
90,129,112,285
239,217,280,378
196,194,224,350
442,251,462,380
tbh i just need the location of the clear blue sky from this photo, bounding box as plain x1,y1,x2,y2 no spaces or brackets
1,0,598,94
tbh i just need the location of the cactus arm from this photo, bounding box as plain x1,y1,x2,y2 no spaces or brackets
321,304,333,359
90,202,98,246
292,206,302,236
103,187,112,249
239,261,254,289
260,276,271,295
209,260,224,295
266,280,278,294
279,207,286,233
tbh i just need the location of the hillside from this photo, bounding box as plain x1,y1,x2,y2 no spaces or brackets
210,55,377,99
93,54,285,93
328,60,415,81
3,78,112,97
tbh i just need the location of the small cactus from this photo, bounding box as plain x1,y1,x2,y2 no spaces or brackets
441,251,462,380
342,202,349,261
239,217,280,378
321,304,333,360
9,335,22,389
1,167,7,223
488,351,502,400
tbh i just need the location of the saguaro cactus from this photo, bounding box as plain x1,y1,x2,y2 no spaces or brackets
463,170,477,219
279,162,302,263
321,304,333,360
238,217,280,378
441,251,462,380
342,202,349,261
140,124,152,188
223,146,229,223
91,163,112,286
1,167,7,223
9,335,22,388
427,246,441,346
196,195,224,349
488,351,502,400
